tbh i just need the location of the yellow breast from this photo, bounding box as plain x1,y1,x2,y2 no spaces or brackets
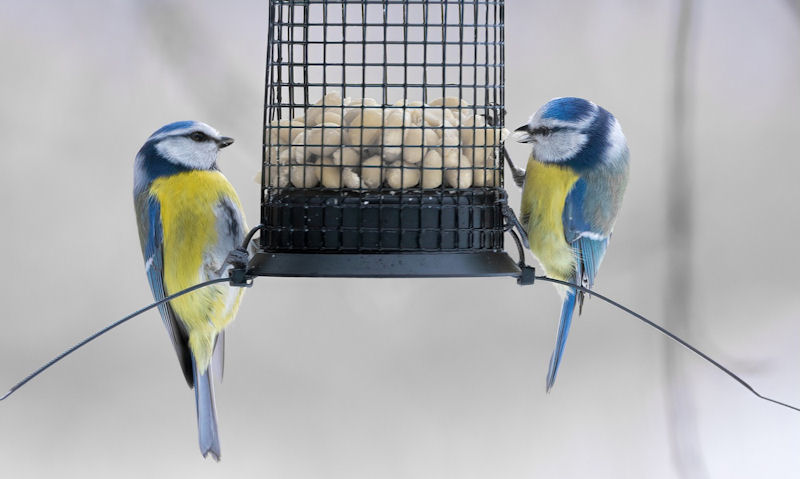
520,157,579,281
149,170,244,368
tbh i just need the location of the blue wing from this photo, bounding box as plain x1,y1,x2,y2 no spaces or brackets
562,177,611,290
135,192,194,386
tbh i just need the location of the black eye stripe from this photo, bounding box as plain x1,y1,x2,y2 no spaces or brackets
188,131,209,142
531,126,564,136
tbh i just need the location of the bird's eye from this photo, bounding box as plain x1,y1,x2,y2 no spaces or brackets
190,132,207,142
540,127,552,137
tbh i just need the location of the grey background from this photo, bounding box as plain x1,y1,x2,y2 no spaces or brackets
1,1,798,477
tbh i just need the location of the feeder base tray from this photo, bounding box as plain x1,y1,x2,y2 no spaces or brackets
262,189,507,252
249,251,521,278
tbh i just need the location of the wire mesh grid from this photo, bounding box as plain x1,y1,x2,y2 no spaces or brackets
261,0,507,255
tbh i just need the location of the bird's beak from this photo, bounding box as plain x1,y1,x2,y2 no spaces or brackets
218,136,234,148
513,124,534,143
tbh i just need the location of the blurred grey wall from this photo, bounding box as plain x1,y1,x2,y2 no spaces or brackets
0,1,798,477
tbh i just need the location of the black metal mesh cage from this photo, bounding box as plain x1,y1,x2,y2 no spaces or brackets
254,0,518,277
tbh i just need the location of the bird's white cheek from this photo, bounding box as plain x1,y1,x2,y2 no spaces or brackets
534,131,587,163
156,138,218,170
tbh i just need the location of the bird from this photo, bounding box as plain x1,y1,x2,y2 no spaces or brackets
514,97,629,391
133,120,248,460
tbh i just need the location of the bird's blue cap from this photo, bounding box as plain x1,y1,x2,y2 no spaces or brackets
149,121,197,139
540,97,596,123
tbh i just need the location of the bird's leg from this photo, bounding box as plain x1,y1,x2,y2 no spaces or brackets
503,147,527,188
501,204,530,250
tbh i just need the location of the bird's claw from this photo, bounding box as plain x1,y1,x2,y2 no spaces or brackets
226,248,253,287
502,205,530,250
225,248,250,270
511,170,526,189
502,147,526,189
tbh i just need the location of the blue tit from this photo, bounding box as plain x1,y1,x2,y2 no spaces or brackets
133,121,247,460
514,98,629,391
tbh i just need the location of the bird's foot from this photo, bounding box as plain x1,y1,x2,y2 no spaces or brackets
510,169,526,189
502,147,527,189
225,248,250,270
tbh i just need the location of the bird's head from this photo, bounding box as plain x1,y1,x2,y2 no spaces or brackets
134,121,234,192
514,97,626,169
142,120,234,171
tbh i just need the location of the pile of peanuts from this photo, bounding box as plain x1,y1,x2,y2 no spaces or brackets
261,91,509,190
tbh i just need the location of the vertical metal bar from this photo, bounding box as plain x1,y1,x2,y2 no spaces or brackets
439,1,447,250
377,0,388,252
287,2,296,120
262,1,276,248
358,0,368,250
302,2,311,249
457,0,470,248
470,0,479,196
498,0,505,187
421,0,429,104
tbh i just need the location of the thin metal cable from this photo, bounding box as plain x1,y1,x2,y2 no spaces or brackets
1,225,264,402
0,277,233,402
4,263,796,414
536,275,800,413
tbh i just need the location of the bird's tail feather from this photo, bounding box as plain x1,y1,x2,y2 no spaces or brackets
546,288,578,392
211,330,225,383
193,358,221,461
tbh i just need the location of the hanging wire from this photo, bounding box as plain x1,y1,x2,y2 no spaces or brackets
499,141,797,413
2,259,797,413
0,224,264,403
0,277,231,402
536,275,800,413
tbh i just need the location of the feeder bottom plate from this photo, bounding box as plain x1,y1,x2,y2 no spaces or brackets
249,251,521,278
